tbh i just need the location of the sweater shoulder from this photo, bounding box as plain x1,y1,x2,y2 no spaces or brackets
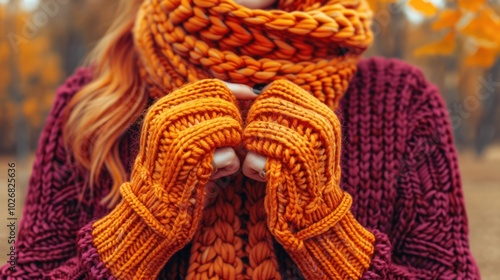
343,57,445,126
353,56,437,97
52,67,93,110
339,57,450,160
34,67,93,170
42,67,92,130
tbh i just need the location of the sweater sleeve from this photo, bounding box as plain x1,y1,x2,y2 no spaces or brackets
360,70,480,279
282,64,481,279
0,68,100,279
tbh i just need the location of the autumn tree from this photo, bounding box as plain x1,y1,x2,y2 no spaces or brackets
0,2,62,156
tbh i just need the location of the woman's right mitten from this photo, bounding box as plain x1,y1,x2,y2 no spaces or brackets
88,79,243,279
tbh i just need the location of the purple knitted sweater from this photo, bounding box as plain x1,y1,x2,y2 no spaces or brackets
0,57,480,279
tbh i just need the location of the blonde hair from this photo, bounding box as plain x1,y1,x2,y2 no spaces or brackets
63,0,148,208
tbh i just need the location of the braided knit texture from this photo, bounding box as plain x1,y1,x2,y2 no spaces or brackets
91,79,243,279
0,59,480,280
133,0,373,109
242,80,375,279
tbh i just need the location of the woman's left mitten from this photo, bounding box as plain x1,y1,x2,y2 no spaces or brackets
243,80,375,279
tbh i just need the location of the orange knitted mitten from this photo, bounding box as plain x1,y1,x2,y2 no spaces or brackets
243,80,375,279
91,79,243,279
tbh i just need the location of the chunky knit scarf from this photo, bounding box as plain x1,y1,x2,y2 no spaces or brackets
130,0,374,279
134,0,373,109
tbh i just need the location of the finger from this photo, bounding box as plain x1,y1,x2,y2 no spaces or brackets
211,147,241,180
242,151,267,182
234,0,276,9
223,81,259,100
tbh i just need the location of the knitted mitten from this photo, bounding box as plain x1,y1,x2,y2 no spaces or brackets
243,80,375,279
91,79,243,279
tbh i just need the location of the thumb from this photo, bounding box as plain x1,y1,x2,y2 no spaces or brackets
242,151,267,182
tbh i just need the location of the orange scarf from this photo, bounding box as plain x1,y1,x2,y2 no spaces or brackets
134,0,373,110
132,0,373,278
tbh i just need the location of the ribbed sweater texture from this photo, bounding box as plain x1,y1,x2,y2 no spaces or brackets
0,57,480,279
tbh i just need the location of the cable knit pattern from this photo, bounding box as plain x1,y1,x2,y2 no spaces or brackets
91,79,243,279
243,80,375,279
0,67,93,280
339,58,480,279
134,0,373,109
0,57,480,280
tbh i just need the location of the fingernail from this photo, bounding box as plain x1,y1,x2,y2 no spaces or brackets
252,83,267,95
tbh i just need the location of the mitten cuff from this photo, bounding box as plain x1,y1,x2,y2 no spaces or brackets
91,183,177,279
279,192,376,279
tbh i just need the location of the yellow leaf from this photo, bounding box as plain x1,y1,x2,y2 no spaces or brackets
414,31,455,56
458,0,486,12
460,8,500,46
408,0,438,17
432,9,461,30
465,47,498,68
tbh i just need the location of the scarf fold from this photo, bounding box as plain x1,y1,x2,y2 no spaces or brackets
132,0,373,279
134,0,373,109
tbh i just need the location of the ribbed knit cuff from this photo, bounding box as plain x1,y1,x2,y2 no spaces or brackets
281,193,376,279
88,182,177,279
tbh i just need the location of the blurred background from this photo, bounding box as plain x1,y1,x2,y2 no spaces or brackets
0,0,499,278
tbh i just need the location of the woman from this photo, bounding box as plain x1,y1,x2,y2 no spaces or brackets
1,0,480,279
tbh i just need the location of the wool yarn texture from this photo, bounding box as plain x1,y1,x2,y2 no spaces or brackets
133,0,373,110
242,80,375,279
1,60,481,279
91,80,243,278
93,0,377,279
